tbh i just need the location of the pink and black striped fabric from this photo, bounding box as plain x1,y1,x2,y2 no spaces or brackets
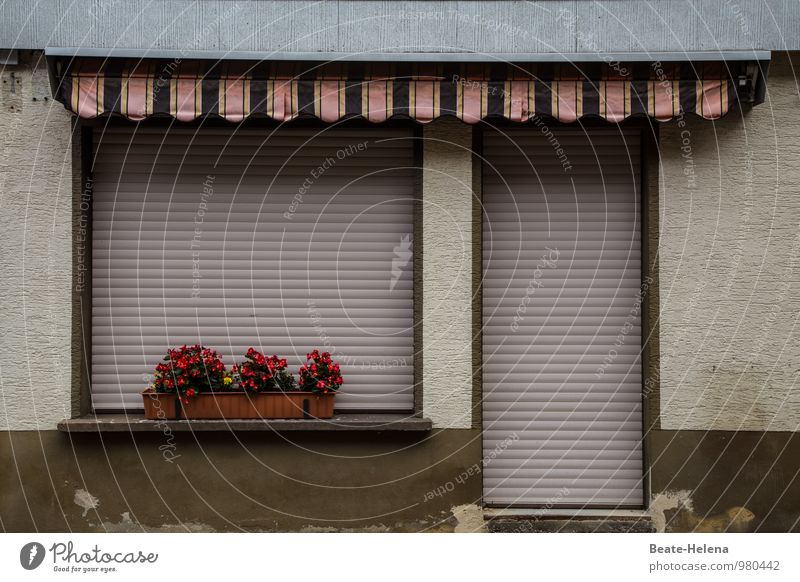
57,59,741,124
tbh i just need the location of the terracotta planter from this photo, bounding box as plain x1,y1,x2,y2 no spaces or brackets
142,390,178,420
141,390,335,420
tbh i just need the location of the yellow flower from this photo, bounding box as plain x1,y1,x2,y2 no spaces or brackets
224,376,232,385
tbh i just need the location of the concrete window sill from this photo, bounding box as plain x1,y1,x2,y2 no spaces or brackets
57,413,432,433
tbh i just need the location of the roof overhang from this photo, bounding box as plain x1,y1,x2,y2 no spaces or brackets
44,48,770,125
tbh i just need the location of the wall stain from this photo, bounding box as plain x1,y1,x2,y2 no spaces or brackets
100,512,214,533
73,489,99,517
451,504,487,533
300,524,390,533
649,489,693,532
679,507,756,533
650,490,755,532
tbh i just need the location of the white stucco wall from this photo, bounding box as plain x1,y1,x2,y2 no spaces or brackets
0,52,73,430
658,53,800,431
422,119,474,428
4,49,799,434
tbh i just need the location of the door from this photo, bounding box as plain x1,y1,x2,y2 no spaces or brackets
482,128,644,507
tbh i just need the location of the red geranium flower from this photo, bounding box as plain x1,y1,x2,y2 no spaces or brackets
298,350,343,394
234,349,297,393
149,344,228,399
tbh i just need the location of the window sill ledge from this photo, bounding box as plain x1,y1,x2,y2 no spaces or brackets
57,413,432,433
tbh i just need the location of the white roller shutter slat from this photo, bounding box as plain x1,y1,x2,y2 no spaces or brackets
482,128,643,507
92,127,414,411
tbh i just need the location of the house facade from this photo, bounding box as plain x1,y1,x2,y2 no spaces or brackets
1,1,799,533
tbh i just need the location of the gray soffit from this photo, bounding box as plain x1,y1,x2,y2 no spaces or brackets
43,47,773,63
2,1,799,54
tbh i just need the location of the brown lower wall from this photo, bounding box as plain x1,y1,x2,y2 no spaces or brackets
0,429,482,532
649,430,800,532
3,427,800,532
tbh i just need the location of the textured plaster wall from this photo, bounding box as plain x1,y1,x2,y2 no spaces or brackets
0,51,73,430
658,53,800,431
422,119,474,429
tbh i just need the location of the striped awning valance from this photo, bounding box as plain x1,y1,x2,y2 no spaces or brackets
56,59,746,124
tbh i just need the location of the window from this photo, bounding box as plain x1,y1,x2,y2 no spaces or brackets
90,125,415,412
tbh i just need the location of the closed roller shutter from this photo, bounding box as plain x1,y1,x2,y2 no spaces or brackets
482,128,643,507
92,126,414,411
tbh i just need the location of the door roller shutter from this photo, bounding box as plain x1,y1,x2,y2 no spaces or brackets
482,128,643,506
92,126,414,411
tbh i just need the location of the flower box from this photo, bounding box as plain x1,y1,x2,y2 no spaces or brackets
141,390,335,420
